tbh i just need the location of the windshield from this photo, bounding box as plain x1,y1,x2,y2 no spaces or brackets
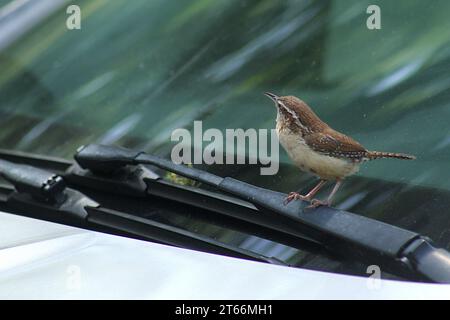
1,0,450,271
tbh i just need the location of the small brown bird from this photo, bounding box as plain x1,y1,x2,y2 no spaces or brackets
265,92,415,209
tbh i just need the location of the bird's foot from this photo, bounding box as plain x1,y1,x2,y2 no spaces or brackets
283,192,310,205
306,199,330,209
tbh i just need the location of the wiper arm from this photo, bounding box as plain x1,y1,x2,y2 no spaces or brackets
0,159,66,203
73,144,450,283
0,159,284,266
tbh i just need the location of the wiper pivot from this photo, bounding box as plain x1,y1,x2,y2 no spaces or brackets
76,144,223,186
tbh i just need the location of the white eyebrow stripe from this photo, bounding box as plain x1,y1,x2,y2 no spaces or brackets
277,100,308,131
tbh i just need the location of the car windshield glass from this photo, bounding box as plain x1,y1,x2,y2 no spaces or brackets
1,0,450,258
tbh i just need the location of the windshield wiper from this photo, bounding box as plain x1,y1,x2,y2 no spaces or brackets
0,158,285,266
2,144,450,283
70,144,450,283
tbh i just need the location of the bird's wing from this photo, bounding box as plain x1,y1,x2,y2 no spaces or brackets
304,130,368,160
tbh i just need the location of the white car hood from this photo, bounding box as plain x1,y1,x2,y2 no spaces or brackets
0,211,449,299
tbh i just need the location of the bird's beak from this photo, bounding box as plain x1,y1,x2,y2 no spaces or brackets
264,92,279,102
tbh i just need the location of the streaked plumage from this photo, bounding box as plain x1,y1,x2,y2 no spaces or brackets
265,92,415,208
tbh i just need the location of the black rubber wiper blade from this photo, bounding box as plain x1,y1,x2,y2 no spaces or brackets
66,160,325,255
85,206,286,265
0,158,283,266
74,144,450,283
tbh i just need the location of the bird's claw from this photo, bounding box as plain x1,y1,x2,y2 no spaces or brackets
284,192,332,210
306,199,330,209
283,192,310,205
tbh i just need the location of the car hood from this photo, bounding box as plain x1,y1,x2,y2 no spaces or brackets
0,211,449,299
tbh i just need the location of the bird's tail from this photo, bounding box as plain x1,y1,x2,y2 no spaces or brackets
366,151,416,160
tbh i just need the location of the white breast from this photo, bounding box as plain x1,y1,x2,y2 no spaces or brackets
277,124,359,180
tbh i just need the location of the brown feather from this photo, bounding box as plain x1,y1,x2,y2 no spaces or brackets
276,95,415,162
366,151,416,160
304,130,368,161
278,96,328,132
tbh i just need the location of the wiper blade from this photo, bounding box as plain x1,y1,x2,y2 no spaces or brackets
73,144,450,283
0,158,284,266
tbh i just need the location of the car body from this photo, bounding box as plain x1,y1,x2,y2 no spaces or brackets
1,211,450,299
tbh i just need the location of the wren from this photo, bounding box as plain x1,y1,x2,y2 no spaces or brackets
265,92,415,209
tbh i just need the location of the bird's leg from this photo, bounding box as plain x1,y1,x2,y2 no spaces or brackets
284,180,327,205
308,179,342,209
302,179,327,199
